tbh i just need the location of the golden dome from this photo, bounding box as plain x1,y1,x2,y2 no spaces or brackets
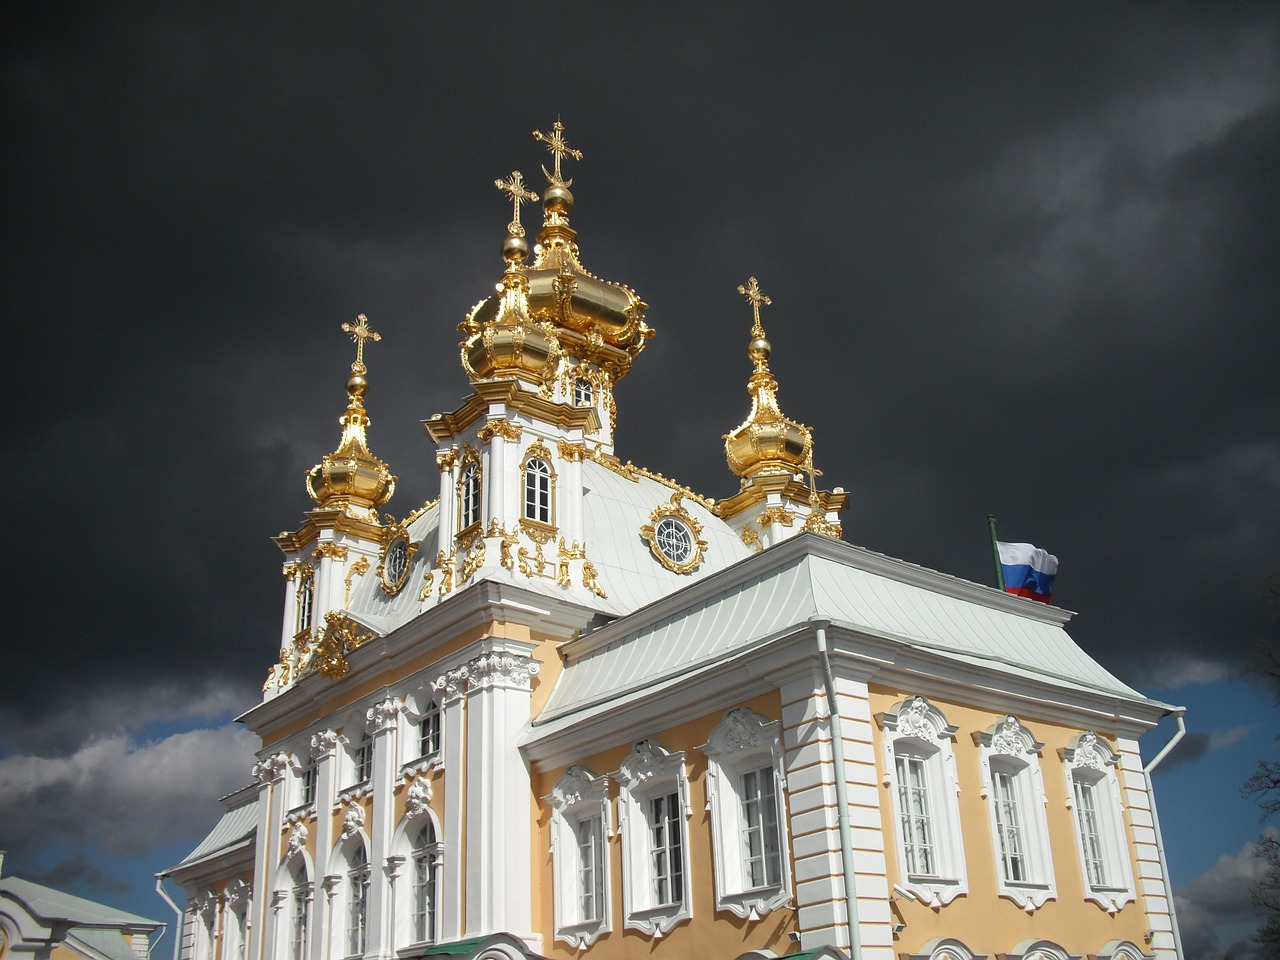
461,123,653,384
307,315,396,513
724,278,813,479
459,171,562,388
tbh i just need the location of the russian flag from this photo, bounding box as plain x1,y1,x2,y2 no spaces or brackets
997,541,1058,603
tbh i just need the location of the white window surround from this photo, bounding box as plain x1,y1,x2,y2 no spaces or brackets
222,880,250,960
899,938,987,960
548,765,613,949
877,695,968,908
573,378,593,407
1061,732,1136,915
1000,940,1073,960
400,686,443,775
458,456,481,532
701,707,792,920
973,715,1056,912
390,810,443,952
523,456,554,526
617,739,692,938
1093,939,1150,960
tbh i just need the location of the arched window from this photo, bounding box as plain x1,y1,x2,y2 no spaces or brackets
524,458,553,525
459,461,481,531
410,820,440,945
287,859,310,960
296,569,314,638
346,844,370,957
573,378,593,406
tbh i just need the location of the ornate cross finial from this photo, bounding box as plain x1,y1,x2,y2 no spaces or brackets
494,170,540,237
532,120,583,186
738,276,772,338
341,313,381,374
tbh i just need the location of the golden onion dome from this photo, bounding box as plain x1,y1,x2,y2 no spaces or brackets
461,123,653,384
307,315,396,513
724,278,813,479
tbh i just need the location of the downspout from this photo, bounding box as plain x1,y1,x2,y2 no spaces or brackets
816,624,862,960
154,875,183,960
1142,707,1187,960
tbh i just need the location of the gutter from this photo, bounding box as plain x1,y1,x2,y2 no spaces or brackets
154,875,183,960
816,623,861,960
1142,707,1187,960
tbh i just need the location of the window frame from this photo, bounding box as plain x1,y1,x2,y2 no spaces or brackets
295,565,315,640
877,695,968,908
523,456,554,526
617,739,692,937
344,843,370,958
1061,732,1136,914
548,765,613,949
573,378,594,407
701,707,792,919
973,715,1057,911
457,450,482,534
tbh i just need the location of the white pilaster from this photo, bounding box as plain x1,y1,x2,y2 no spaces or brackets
462,646,540,942
307,732,339,960
365,698,401,960
434,667,468,942
248,754,289,960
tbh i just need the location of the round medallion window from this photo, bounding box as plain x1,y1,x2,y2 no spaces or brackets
654,516,694,566
382,537,409,593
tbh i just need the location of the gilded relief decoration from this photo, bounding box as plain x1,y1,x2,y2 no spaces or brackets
313,542,349,562
478,420,523,444
298,611,377,682
740,525,762,553
343,556,370,607
582,561,607,599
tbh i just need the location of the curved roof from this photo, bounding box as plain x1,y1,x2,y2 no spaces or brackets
345,460,752,631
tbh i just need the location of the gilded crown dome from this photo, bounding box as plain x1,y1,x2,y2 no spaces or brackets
724,278,813,479
460,122,653,385
307,315,396,513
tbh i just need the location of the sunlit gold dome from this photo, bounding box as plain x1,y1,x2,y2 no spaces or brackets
307,315,396,512
724,278,813,479
461,122,653,384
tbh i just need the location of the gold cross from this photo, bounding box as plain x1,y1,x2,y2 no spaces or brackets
341,313,381,373
532,120,582,185
494,170,539,237
737,276,772,338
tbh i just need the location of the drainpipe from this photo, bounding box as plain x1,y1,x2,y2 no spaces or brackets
1143,707,1187,960
816,624,862,960
155,875,183,960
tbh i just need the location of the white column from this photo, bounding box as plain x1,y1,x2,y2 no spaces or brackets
433,667,468,942
437,450,458,547
484,427,508,533
561,437,584,547
365,698,401,960
248,754,289,960
463,647,540,941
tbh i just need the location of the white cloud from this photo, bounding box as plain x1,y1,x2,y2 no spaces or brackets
1176,832,1271,958
1139,652,1233,691
0,724,258,860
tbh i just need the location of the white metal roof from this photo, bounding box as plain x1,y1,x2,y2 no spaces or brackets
539,537,1145,723
170,791,258,870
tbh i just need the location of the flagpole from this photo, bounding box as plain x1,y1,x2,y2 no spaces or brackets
987,514,1005,590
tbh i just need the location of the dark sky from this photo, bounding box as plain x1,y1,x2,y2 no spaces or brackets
3,4,1278,958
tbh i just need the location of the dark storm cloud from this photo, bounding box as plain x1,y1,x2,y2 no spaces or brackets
3,1,1277,746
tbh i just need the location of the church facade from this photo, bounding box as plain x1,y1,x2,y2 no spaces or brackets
163,124,1183,960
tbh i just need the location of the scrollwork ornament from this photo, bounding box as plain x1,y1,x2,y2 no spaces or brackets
367,696,402,733
311,729,340,759
466,652,540,692
582,561,607,598
991,715,1026,756
897,696,935,741
434,665,469,702
253,752,291,784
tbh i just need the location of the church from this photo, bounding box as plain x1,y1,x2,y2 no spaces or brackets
161,123,1184,960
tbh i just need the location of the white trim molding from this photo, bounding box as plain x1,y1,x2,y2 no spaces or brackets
877,695,968,908
974,715,1057,913
901,938,988,960
1060,732,1136,915
548,765,613,949
617,739,692,938
701,707,792,920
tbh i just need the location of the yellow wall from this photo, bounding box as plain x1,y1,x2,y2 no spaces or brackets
867,683,1149,951
531,690,799,960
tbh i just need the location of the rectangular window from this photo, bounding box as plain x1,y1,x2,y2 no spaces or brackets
419,704,441,758
412,850,436,943
895,753,936,877
347,872,368,956
301,762,316,806
740,767,782,889
993,769,1027,883
576,816,604,922
649,792,684,906
1073,778,1107,887
355,735,372,784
